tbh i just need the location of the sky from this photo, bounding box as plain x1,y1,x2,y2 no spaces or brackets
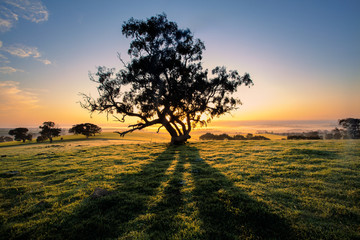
0,0,359,129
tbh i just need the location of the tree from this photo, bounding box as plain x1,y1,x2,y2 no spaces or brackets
8,128,32,143
338,118,360,139
39,121,61,143
69,123,102,138
331,127,343,139
246,133,254,139
81,14,253,144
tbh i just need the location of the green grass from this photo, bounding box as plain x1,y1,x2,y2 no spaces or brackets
0,131,172,147
0,130,284,148
1,139,359,239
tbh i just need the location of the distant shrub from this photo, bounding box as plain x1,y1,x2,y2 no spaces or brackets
199,133,270,141
287,131,322,140
246,133,253,139
199,133,232,140
36,136,46,143
0,136,13,142
325,133,334,139
233,135,246,140
251,135,270,140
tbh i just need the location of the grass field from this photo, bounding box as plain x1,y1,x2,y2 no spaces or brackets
0,137,359,239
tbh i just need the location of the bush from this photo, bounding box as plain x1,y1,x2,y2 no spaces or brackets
0,136,13,142
36,136,47,143
199,133,232,140
287,132,322,140
199,133,270,141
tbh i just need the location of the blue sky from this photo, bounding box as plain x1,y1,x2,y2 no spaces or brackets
0,0,359,127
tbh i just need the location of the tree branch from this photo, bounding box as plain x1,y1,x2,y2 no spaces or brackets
114,119,161,137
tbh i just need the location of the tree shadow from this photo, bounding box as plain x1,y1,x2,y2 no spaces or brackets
39,144,296,240
180,145,296,239
48,146,178,239
136,148,187,239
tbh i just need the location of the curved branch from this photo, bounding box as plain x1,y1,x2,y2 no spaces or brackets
115,119,161,137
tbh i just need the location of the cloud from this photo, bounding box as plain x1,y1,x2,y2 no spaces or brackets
37,58,51,65
2,43,51,65
0,66,23,74
0,52,10,64
0,0,48,32
3,44,41,58
0,81,39,111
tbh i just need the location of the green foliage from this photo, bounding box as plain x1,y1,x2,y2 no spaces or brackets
1,140,359,239
69,123,102,138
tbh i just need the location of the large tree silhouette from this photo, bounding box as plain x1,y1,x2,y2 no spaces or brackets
81,14,253,144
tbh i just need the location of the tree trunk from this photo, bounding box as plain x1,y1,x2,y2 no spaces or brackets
171,134,191,145
49,137,53,143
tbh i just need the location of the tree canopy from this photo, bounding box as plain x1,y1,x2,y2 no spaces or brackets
39,121,61,143
69,123,102,138
8,128,32,143
339,118,360,139
81,13,253,144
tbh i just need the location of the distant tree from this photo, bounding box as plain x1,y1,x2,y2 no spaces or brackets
8,128,32,143
331,127,343,139
81,14,253,144
39,121,61,143
304,131,322,140
199,133,216,140
69,123,102,138
246,133,253,139
250,135,270,140
338,118,360,139
233,134,246,140
324,133,334,140
199,133,232,140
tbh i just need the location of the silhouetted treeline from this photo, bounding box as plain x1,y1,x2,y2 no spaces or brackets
1,122,101,144
258,118,360,140
287,131,322,140
199,133,270,141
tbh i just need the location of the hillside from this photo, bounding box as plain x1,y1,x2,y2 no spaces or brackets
1,140,359,239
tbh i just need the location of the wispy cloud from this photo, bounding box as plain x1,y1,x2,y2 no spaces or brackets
0,81,39,111
1,43,52,65
0,52,10,64
0,66,23,74
0,0,48,32
3,44,41,58
37,58,51,65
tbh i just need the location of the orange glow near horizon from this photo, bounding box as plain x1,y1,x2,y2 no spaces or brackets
0,2,359,129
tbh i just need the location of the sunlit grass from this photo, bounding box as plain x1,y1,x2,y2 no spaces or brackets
0,130,283,148
1,140,359,239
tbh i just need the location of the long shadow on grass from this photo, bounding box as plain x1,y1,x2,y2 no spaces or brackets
182,145,296,240
134,150,187,239
47,145,178,240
